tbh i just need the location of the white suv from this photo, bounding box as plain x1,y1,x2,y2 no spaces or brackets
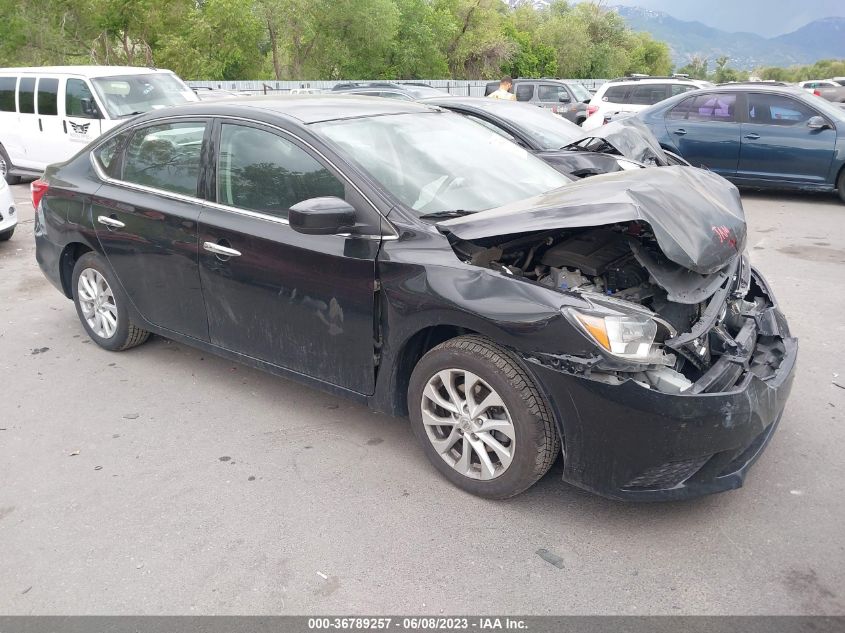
583,76,712,130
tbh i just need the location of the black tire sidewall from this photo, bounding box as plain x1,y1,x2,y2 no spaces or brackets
71,252,132,351
408,343,554,499
838,169,845,204
0,145,20,185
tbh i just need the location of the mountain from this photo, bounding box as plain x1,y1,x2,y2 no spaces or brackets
613,6,845,70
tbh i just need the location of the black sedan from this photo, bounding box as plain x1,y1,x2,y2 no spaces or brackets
421,96,686,178
34,96,796,500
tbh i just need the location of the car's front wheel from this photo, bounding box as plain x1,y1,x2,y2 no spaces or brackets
0,227,13,241
72,252,150,351
408,335,560,499
837,168,845,204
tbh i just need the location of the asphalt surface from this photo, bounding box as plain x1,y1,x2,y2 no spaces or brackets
1,181,844,615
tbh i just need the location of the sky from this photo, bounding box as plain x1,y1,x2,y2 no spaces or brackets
599,0,845,37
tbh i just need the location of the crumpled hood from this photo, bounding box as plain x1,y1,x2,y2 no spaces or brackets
439,166,746,275
566,117,669,165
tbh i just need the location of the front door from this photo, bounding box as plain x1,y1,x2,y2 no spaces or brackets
92,119,210,341
197,120,380,394
737,92,836,185
664,91,742,177
61,78,102,160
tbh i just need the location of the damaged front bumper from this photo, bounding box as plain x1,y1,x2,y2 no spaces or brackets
524,269,797,501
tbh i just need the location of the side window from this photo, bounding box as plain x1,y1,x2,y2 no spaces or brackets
94,133,127,177
747,93,818,126
670,84,696,96
538,85,568,102
123,121,207,196
37,78,59,115
18,77,35,114
515,84,534,101
602,86,629,103
683,93,737,122
217,124,345,220
629,84,668,105
66,79,100,118
0,77,16,112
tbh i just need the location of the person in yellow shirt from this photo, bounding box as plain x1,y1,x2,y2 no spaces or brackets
488,76,516,101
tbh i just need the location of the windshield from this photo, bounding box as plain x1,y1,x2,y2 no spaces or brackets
92,73,198,118
315,112,569,215
565,82,592,102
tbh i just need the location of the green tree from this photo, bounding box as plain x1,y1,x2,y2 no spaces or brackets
676,56,709,80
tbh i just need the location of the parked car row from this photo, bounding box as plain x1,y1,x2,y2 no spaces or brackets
30,88,796,502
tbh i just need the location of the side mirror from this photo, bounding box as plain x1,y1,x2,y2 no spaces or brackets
558,94,571,103
289,197,355,235
807,116,829,130
80,98,102,119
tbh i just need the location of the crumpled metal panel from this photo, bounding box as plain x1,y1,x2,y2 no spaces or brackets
439,166,747,275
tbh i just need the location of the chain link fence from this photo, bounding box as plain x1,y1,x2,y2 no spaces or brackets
186,78,608,97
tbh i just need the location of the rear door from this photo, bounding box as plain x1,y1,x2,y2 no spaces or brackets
663,91,742,177
737,92,836,185
29,77,64,167
15,77,39,169
92,119,210,341
197,119,381,393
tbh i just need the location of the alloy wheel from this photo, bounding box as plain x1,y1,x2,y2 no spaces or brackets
420,368,516,480
0,155,7,178
77,268,118,339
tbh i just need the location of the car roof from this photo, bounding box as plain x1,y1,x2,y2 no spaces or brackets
130,94,438,125
0,65,177,78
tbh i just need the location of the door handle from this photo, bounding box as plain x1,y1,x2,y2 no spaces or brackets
63,120,67,134
38,118,43,132
97,215,125,229
203,241,242,258
744,133,760,140
673,128,687,136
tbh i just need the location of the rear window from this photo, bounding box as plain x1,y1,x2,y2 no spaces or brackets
669,93,737,122
515,84,534,101
37,78,59,115
602,85,629,103
0,77,15,112
18,77,35,114
629,84,668,105
122,121,207,196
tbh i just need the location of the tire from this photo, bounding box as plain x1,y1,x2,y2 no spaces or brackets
71,252,150,351
837,169,845,204
0,145,21,185
0,227,13,241
408,335,560,499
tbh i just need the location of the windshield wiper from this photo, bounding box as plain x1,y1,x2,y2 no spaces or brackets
418,210,475,220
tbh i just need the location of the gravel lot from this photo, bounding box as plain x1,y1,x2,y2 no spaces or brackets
1,181,843,615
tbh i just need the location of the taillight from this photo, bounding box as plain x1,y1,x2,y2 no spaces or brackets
813,89,821,96
587,105,599,117
31,179,49,209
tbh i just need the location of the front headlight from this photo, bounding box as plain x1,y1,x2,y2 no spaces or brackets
568,309,657,359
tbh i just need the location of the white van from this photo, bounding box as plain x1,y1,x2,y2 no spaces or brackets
0,66,198,183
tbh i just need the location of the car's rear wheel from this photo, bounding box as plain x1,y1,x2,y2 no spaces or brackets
408,335,560,499
0,145,21,185
0,227,13,241
837,168,845,204
72,252,150,351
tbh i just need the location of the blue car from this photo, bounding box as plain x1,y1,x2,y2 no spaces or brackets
638,84,845,202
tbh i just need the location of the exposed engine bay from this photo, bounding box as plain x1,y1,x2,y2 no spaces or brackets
448,222,789,395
